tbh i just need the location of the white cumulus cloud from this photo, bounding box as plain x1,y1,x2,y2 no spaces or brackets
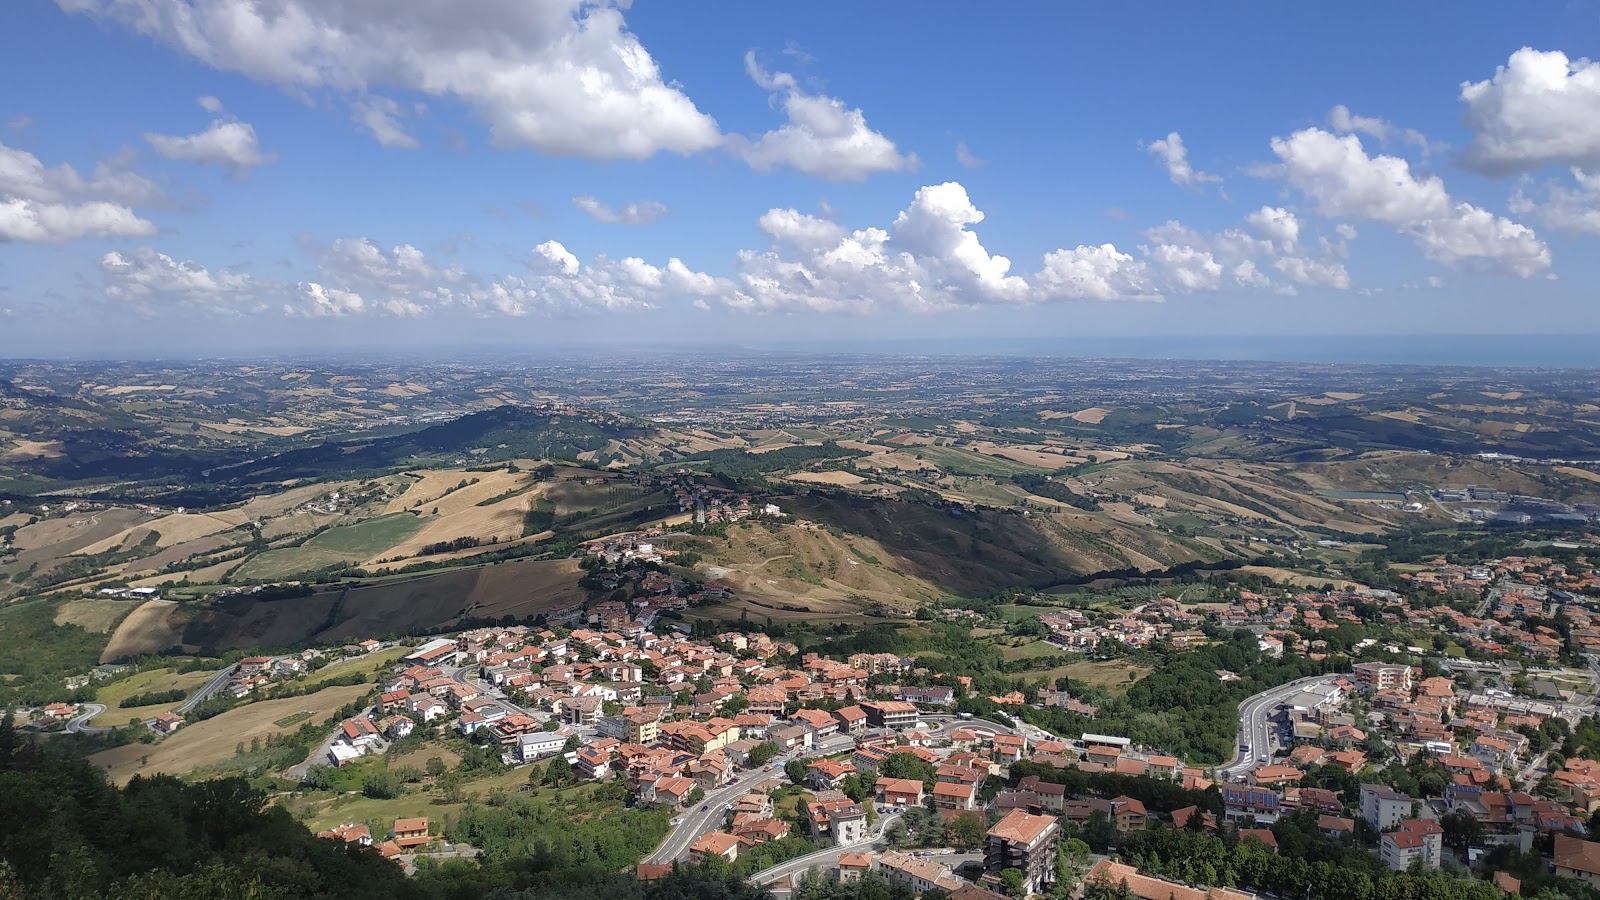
1460,48,1600,175
146,119,275,173
1267,127,1550,277
1512,168,1600,235
1144,132,1220,187
100,247,260,313
728,52,916,182
0,141,160,242
58,0,723,160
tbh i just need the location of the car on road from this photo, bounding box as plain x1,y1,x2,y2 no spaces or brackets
699,804,708,811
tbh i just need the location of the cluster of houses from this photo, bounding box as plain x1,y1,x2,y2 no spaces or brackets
316,816,435,863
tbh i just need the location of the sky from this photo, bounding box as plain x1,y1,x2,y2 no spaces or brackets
3,1,1600,357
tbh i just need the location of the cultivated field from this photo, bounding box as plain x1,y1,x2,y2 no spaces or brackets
91,683,370,784
54,598,135,634
99,599,184,662
787,471,867,486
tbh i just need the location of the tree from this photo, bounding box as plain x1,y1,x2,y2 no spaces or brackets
361,769,401,799
425,756,446,778
1055,838,1091,894
687,787,705,805
884,820,909,850
880,751,936,785
303,765,338,791
544,755,572,786
1441,808,1484,850
785,759,808,785
948,812,987,850
563,734,582,752
999,868,1026,898
748,742,780,767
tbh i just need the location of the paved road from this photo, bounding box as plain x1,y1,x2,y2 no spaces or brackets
175,664,238,714
749,811,913,888
65,703,109,734
1219,675,1341,778
645,774,786,864
66,663,243,735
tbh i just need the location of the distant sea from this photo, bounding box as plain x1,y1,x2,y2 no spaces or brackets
756,334,1600,369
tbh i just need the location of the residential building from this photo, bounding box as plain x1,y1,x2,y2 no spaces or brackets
1361,784,1415,832
838,852,873,882
688,831,747,864
986,809,1061,896
393,816,431,849
860,700,919,730
932,780,977,811
876,851,964,894
151,711,185,735
877,777,924,808
1381,819,1443,871
1556,835,1600,885
1084,860,1252,900
1352,662,1414,693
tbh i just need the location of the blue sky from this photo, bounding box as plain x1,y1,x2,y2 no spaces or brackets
3,1,1600,355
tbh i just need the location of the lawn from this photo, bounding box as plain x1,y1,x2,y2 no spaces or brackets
298,646,412,690
293,765,581,835
999,640,1069,663
1036,659,1153,696
302,513,425,557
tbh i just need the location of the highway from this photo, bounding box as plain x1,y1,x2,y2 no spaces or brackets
1218,675,1341,779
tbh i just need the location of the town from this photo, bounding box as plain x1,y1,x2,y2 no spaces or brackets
17,539,1600,900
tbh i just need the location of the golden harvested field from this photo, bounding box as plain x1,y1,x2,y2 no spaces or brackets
100,599,184,662
89,668,217,726
1375,411,1425,423
787,471,867,486
971,442,1086,468
77,511,243,556
378,493,534,562
201,421,312,436
54,598,135,633
1324,392,1365,401
91,683,370,784
10,509,145,552
234,481,359,520
1555,466,1600,484
1237,565,1358,589
384,469,530,516
0,439,65,461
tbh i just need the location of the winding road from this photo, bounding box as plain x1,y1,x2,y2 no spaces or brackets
64,663,239,735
